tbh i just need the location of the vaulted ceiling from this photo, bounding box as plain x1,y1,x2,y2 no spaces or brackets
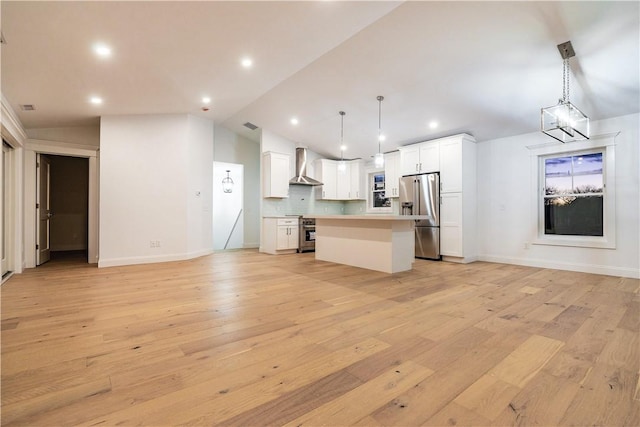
2,1,638,160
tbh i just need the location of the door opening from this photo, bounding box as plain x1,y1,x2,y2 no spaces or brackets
36,155,89,266
213,162,244,250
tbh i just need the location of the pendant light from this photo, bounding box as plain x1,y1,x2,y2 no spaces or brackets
222,170,234,193
541,41,589,143
374,95,385,168
338,111,347,172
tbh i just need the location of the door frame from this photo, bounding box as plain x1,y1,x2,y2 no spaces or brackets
25,140,98,267
1,98,26,276
2,142,15,277
36,154,51,265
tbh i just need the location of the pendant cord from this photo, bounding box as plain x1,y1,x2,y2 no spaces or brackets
562,58,570,104
377,96,384,153
339,111,345,161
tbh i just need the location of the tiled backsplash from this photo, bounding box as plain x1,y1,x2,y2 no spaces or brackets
262,185,400,216
262,185,345,216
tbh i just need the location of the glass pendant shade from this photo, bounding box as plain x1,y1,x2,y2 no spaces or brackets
337,160,347,172
541,101,589,143
222,170,234,193
374,152,384,168
374,95,385,168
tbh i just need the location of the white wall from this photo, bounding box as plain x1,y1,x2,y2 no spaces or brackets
477,113,639,278
214,126,260,248
26,126,100,148
187,115,214,257
99,114,213,267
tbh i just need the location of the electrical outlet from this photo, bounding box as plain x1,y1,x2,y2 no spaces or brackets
155,240,161,248
150,241,155,248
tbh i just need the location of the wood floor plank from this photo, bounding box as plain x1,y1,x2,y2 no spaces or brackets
492,371,580,426
423,401,492,426
488,334,564,387
219,369,363,427
454,374,521,420
1,251,637,426
282,361,434,427
559,363,640,426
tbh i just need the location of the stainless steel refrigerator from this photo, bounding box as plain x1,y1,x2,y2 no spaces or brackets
399,173,441,260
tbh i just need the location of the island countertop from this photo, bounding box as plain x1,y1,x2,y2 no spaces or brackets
303,214,431,221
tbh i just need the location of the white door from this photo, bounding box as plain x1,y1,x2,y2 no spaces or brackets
36,154,51,265
1,143,11,276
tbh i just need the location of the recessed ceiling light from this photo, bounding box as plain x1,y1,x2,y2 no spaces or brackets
340,145,347,151
429,120,439,129
89,96,103,105
202,96,211,104
241,57,253,68
93,43,112,58
378,134,386,142
290,117,299,125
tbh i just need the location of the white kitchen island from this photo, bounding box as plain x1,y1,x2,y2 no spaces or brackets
305,215,431,274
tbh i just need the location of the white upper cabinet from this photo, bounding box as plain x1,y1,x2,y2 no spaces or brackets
439,137,463,193
315,159,364,200
384,151,400,198
262,151,290,198
399,145,420,175
336,162,351,200
399,141,439,175
419,142,440,173
315,159,338,200
349,160,365,200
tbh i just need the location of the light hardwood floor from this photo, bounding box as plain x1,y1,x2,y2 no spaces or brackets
2,250,639,426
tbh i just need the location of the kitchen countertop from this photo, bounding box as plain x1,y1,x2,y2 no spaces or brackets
303,214,433,221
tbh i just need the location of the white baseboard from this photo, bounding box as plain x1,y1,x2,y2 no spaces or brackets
478,254,640,279
243,242,259,249
98,249,214,268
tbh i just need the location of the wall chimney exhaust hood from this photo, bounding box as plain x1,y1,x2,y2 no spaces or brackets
290,147,323,186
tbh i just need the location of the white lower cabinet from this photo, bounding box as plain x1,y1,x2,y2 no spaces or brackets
261,217,299,254
440,193,462,257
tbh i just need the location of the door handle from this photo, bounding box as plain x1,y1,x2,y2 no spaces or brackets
47,212,53,218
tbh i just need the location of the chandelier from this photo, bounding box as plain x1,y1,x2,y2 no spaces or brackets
541,41,589,143
222,170,234,193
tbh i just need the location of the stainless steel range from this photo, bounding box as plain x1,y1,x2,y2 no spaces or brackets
298,217,316,252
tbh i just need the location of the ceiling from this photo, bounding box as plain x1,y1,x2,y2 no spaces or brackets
2,1,638,160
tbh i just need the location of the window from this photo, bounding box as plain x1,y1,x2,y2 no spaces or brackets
544,152,603,236
530,136,616,249
367,171,391,213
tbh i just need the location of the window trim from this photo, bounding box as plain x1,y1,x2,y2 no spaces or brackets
366,168,392,213
529,135,616,249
